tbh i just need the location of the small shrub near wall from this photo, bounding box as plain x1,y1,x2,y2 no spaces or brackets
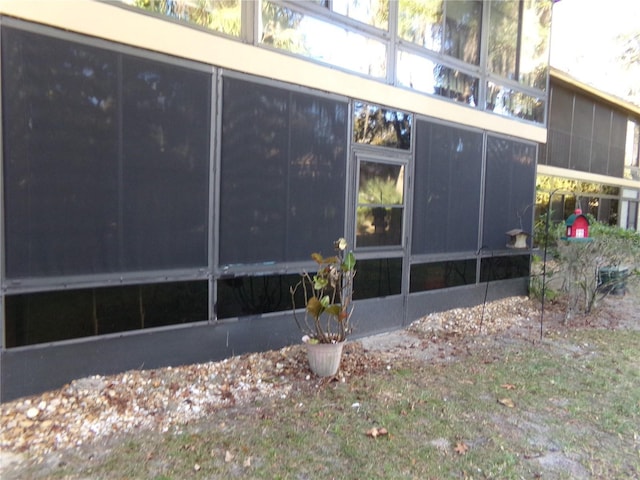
530,216,640,320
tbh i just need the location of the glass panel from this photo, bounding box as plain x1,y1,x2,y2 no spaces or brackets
121,56,211,271
332,0,389,30
353,258,402,299
626,120,640,167
483,137,536,250
261,2,387,78
217,274,300,319
487,0,518,80
443,0,481,64
121,0,242,36
480,255,530,281
357,161,405,247
4,281,208,348
397,0,443,52
353,102,412,149
219,77,347,266
412,120,483,254
397,51,479,106
519,0,551,89
486,82,545,123
2,28,120,278
410,260,476,292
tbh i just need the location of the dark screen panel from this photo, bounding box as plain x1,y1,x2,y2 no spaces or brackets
483,136,536,250
548,85,573,132
609,111,627,177
547,128,571,169
122,56,210,270
572,95,594,137
220,79,289,265
220,77,347,266
569,95,594,172
2,28,120,278
288,93,348,259
413,120,482,254
2,28,211,279
590,105,611,175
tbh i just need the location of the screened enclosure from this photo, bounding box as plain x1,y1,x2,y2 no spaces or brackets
1,14,541,401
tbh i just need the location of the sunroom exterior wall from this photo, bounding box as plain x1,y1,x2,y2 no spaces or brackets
0,0,549,401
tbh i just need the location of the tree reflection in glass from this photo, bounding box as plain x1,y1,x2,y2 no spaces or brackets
353,102,412,149
357,161,404,247
261,1,387,78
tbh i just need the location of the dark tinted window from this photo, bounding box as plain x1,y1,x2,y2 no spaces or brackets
483,137,536,250
1,28,211,279
480,255,530,281
353,258,402,299
410,259,476,292
4,281,208,348
220,77,348,266
413,120,483,254
217,273,299,319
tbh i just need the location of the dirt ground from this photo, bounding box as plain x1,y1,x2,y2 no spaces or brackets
1,285,639,478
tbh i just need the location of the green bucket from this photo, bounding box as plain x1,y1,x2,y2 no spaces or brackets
598,267,628,296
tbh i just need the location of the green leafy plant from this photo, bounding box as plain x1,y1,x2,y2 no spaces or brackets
290,238,356,344
533,214,640,319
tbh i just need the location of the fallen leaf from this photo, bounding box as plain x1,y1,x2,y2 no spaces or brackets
225,450,234,462
454,441,469,455
501,384,516,390
243,457,252,467
194,463,201,471
498,397,515,408
366,427,389,438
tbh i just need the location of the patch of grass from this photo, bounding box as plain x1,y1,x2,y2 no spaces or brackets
38,330,640,479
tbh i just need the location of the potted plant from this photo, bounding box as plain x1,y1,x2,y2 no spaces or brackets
290,237,356,376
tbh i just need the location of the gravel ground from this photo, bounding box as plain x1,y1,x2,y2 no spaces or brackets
1,291,638,474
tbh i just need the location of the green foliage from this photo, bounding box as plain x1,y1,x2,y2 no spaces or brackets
291,238,356,343
532,215,640,318
131,0,241,35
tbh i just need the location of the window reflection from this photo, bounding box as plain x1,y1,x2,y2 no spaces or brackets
519,0,551,89
353,258,402,299
443,0,481,64
332,0,389,30
217,273,300,318
410,260,476,292
487,0,518,81
480,255,530,281
122,0,241,36
357,161,404,247
5,281,208,348
353,102,412,149
398,0,481,65
397,50,478,106
261,1,387,78
398,0,442,51
488,0,551,89
486,82,544,123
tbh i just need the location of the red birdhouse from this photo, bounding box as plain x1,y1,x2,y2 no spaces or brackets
565,208,589,239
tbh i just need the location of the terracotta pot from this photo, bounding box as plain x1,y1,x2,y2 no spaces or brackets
305,341,345,377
